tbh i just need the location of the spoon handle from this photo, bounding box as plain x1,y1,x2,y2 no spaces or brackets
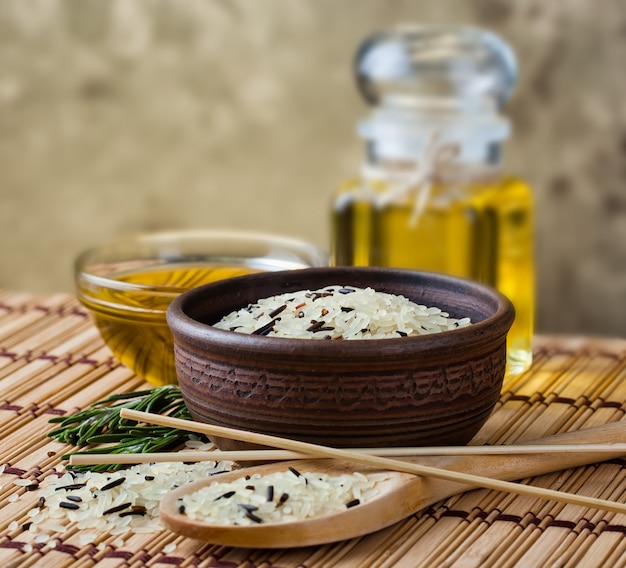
402,422,626,511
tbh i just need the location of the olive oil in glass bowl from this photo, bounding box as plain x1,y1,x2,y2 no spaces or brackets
75,230,329,386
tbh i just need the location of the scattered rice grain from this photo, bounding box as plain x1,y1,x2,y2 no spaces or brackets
22,458,235,541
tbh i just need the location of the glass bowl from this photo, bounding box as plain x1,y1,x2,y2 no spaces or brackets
75,230,329,385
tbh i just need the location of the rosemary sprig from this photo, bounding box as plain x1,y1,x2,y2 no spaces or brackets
48,385,202,471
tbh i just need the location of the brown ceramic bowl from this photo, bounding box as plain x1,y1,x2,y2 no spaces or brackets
166,267,515,450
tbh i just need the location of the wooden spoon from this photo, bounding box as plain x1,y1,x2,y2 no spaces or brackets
160,421,626,548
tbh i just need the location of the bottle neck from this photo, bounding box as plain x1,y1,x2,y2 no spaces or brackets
359,101,510,182
366,136,504,163
363,138,504,187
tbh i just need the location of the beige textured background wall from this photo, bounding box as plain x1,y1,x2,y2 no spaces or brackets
0,0,624,337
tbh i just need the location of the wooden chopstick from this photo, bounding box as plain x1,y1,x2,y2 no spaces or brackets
118,408,626,514
69,443,626,466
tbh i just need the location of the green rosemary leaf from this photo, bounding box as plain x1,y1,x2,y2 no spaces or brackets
48,385,201,471
85,434,138,444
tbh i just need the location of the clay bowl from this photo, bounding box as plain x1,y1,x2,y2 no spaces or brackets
166,267,515,450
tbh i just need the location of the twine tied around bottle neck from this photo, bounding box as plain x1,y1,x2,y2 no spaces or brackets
361,134,472,227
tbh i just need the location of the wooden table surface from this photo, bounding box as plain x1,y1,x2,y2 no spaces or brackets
1,289,626,567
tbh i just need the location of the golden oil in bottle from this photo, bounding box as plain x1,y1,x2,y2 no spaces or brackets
333,25,534,377
78,265,259,386
333,175,534,375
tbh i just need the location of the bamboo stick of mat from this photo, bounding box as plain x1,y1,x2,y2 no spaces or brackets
69,443,626,465
118,409,626,514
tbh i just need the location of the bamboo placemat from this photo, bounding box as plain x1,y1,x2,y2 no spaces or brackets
1,290,626,567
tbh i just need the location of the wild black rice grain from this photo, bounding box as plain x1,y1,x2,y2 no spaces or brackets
100,478,126,491
306,321,326,332
55,483,86,492
268,305,287,318
214,490,236,501
252,319,279,336
119,510,147,517
245,510,263,523
103,502,131,515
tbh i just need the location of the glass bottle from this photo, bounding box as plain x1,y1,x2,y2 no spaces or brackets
332,26,534,376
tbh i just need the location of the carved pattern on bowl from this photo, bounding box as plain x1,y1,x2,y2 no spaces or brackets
174,341,505,412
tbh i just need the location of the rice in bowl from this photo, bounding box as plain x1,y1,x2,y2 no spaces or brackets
213,286,471,340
